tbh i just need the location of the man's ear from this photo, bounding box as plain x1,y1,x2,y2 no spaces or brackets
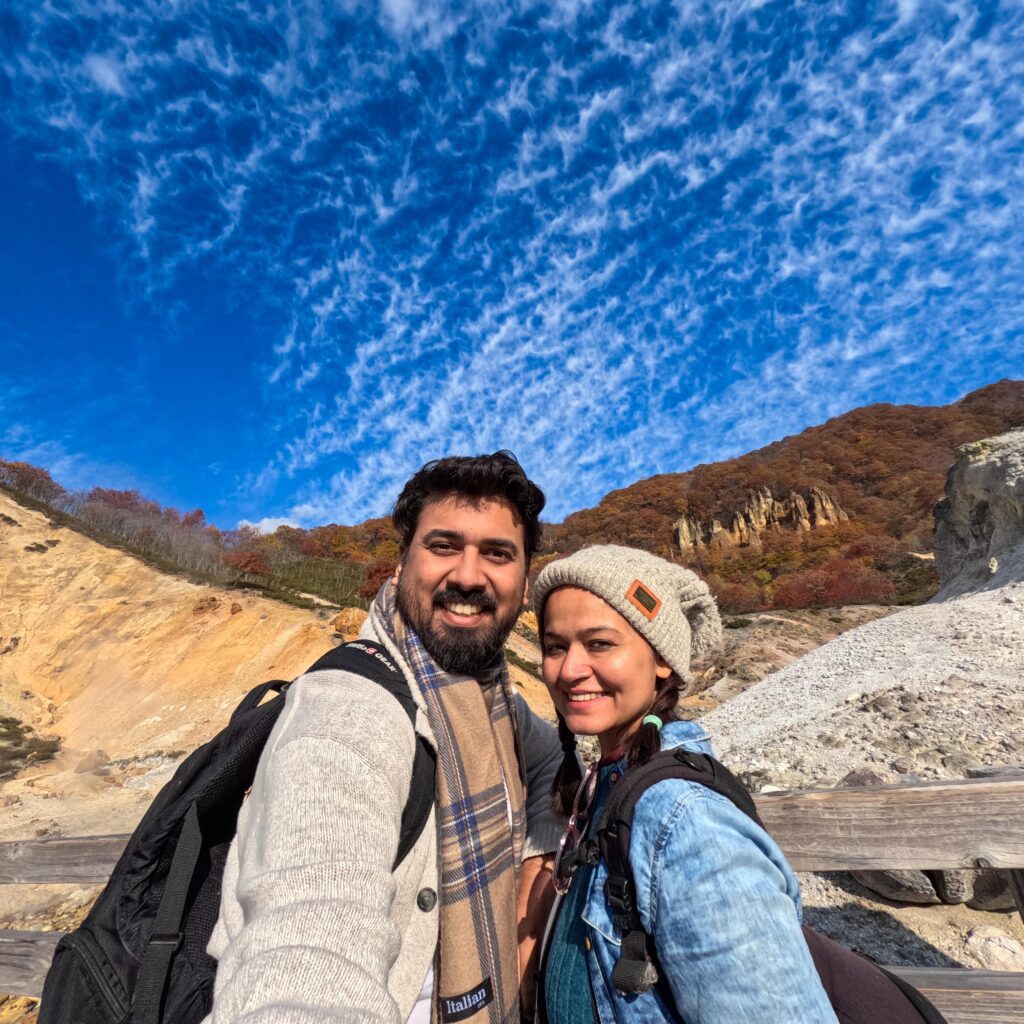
392,557,403,585
522,576,530,608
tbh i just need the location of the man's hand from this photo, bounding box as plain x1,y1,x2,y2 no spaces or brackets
518,852,556,1019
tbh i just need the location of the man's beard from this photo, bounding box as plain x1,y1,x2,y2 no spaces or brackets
396,580,520,676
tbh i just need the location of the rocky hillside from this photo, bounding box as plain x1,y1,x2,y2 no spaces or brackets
542,379,1024,610
703,428,1024,970
0,488,341,845
674,484,849,555
6,382,1023,618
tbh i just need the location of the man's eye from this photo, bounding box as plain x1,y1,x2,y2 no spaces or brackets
486,549,513,562
429,542,457,553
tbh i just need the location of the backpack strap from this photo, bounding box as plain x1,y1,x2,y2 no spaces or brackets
307,640,437,869
593,748,760,995
133,803,203,1024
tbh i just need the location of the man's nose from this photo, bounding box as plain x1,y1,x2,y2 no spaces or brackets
446,548,488,591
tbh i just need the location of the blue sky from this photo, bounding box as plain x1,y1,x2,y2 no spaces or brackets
2,0,1023,530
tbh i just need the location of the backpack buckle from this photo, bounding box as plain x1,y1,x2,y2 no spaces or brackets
606,875,634,916
673,749,711,775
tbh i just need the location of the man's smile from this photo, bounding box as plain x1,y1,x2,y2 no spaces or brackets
437,605,490,627
432,588,498,629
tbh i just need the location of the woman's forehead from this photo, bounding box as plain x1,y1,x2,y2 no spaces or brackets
542,586,630,632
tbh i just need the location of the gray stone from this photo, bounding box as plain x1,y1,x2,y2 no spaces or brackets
965,763,1024,779
965,926,1024,970
967,870,1017,912
852,869,940,905
927,869,973,905
837,767,894,788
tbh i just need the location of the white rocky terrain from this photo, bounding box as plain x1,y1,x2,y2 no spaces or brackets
705,429,1024,787
704,428,1024,970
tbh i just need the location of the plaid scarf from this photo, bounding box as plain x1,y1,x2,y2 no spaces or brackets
374,581,526,1024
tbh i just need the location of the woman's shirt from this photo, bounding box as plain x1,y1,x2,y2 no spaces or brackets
543,767,617,1024
544,720,839,1024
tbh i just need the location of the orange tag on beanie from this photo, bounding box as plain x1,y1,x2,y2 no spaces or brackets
626,580,662,620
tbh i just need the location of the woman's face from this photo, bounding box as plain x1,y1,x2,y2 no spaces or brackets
542,586,672,755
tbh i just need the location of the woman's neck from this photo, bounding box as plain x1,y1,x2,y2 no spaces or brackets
598,718,642,759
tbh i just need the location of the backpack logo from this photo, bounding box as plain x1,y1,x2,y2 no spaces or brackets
345,640,399,674
626,580,662,621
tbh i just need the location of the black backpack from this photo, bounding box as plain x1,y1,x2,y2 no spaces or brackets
38,640,437,1024
575,747,947,1024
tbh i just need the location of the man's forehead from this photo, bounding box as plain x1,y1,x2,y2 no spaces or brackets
416,492,525,536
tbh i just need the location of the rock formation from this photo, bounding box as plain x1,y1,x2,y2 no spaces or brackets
934,428,1024,597
674,485,848,555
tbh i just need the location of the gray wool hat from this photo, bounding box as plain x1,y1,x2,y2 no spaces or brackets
533,544,722,682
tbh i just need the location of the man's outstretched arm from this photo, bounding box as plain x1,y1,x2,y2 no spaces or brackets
207,671,416,1023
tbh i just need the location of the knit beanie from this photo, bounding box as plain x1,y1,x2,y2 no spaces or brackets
533,545,722,682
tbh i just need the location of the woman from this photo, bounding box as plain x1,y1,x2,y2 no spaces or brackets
531,544,839,1024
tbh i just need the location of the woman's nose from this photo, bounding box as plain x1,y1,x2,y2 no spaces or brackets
559,646,591,684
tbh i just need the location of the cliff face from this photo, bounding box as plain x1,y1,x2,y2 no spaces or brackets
933,428,1024,598
673,485,849,555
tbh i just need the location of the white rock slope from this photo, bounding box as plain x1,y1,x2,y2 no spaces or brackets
704,430,1024,789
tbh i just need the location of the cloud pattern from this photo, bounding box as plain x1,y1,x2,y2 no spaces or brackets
4,0,1024,522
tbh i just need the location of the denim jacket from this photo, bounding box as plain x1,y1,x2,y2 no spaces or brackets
566,720,839,1024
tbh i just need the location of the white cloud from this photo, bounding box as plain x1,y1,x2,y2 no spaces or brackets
82,53,127,95
237,515,301,533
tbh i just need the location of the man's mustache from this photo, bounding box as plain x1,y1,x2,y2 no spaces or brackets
432,587,497,614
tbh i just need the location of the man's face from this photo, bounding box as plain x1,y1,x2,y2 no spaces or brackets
396,493,529,675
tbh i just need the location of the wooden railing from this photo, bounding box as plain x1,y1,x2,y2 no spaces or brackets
3,777,1024,1021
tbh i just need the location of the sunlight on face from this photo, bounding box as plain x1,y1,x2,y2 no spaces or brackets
541,586,671,757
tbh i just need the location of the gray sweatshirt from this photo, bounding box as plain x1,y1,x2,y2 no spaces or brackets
205,613,565,1023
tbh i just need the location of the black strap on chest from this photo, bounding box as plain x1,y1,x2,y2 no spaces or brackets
592,748,761,996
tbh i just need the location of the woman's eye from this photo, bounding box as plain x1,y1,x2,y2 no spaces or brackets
542,644,565,657
587,640,612,651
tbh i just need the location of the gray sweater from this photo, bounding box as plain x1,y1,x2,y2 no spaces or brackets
205,614,565,1023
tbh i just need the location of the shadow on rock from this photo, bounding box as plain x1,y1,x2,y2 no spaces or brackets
804,900,965,968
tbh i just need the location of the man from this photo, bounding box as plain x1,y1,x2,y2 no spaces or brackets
206,452,564,1024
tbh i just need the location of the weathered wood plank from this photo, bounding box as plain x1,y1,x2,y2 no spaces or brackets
755,777,1024,871
892,968,1024,1024
0,834,127,884
3,930,1024,1021
0,929,62,999
2,777,1024,882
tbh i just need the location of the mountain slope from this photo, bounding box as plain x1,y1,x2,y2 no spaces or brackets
540,380,1024,609
0,488,338,841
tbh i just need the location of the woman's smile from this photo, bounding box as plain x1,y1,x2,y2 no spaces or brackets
566,691,609,704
